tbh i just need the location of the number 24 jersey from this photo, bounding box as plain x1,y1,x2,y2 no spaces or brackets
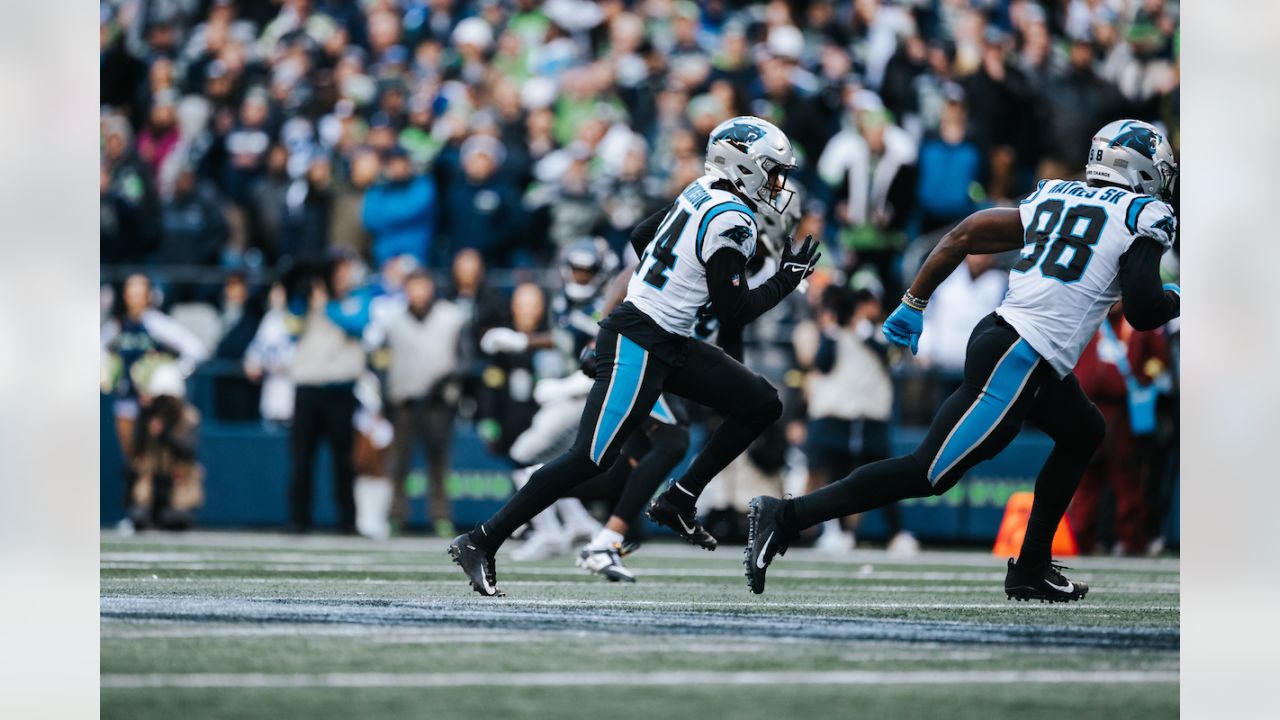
626,175,758,337
996,179,1176,377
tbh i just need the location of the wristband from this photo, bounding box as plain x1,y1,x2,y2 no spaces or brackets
902,292,929,311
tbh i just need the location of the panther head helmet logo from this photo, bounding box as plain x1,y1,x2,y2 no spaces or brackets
1109,124,1161,160
714,123,767,151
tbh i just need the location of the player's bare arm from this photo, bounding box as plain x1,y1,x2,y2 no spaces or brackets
906,208,1024,302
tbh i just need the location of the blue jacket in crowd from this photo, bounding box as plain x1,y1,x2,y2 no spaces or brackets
361,175,436,268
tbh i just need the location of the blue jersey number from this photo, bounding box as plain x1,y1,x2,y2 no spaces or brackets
1013,200,1106,284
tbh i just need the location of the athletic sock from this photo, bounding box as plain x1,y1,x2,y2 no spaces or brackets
1018,445,1090,568
589,528,625,550
790,455,934,531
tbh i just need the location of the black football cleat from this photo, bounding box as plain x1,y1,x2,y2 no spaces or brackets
647,494,717,550
1004,558,1089,603
448,533,504,597
744,496,790,595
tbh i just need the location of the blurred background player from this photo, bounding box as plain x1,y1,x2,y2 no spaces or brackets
747,120,1180,602
488,239,619,561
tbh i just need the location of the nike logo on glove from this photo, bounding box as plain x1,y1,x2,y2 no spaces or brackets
782,262,812,274
756,532,774,569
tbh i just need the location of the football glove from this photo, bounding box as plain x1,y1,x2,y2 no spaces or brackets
779,234,820,288
882,301,924,355
479,327,529,354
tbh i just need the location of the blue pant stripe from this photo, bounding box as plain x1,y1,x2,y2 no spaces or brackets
590,335,648,464
928,340,1040,484
648,395,675,425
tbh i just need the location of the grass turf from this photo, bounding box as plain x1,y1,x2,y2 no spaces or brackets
101,531,1179,719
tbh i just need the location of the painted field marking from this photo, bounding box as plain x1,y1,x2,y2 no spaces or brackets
101,669,1178,689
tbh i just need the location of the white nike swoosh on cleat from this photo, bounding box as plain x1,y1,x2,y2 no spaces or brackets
756,532,774,569
1045,578,1074,593
677,516,697,535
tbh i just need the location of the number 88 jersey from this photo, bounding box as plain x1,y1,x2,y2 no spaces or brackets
626,176,758,337
996,179,1176,377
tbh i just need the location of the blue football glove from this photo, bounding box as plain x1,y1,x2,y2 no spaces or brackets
882,302,924,355
1163,282,1180,298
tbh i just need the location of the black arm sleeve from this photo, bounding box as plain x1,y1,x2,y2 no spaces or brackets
1118,236,1180,331
705,248,798,327
629,202,673,258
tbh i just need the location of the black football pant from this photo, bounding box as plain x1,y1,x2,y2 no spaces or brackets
789,314,1106,567
473,326,781,551
570,419,691,525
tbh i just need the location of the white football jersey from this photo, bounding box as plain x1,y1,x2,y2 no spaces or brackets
996,179,1176,377
626,176,758,336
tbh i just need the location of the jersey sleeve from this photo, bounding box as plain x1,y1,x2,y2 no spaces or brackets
1125,197,1177,250
696,204,756,265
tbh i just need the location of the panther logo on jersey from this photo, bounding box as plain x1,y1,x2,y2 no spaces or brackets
720,226,752,245
1110,125,1161,160
713,123,766,151
1152,216,1175,236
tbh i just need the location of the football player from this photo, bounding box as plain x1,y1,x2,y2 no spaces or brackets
745,119,1180,602
450,116,820,596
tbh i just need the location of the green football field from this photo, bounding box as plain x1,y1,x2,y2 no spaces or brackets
101,531,1179,719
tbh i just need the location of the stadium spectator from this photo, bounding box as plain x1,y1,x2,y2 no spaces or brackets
124,362,204,532
157,166,229,275
101,114,161,263
361,145,437,268
915,99,982,233
1069,303,1172,555
329,147,378,264
286,252,372,534
243,283,296,424
210,272,263,421
793,285,916,555
245,144,291,262
380,270,467,534
476,282,549,455
279,154,335,267
817,102,917,284
918,254,1009,376
437,135,526,267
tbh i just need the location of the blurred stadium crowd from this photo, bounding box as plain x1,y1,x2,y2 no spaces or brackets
100,0,1180,554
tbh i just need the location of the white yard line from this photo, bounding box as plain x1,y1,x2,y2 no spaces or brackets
99,561,1179,586
100,531,1182,572
101,669,1178,689
98,576,1180,594
98,593,1179,613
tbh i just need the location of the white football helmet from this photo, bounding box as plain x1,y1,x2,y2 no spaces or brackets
1085,119,1177,201
704,116,798,214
